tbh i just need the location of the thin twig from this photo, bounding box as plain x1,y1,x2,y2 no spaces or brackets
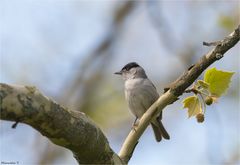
203,41,222,46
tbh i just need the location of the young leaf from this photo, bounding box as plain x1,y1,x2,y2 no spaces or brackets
183,96,202,118
204,68,234,97
197,80,209,89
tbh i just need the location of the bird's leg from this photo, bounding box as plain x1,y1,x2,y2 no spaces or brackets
132,117,138,132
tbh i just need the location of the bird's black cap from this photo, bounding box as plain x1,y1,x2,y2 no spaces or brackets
121,62,140,71
114,62,140,75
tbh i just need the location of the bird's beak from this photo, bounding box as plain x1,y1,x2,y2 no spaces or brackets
114,71,122,75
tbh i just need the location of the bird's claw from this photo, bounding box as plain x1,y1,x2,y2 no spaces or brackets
131,123,138,132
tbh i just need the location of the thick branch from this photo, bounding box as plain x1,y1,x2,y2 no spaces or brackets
0,83,123,164
119,25,240,163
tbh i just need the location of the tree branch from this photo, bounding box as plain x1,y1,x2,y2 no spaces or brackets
118,25,240,163
0,84,123,164
1,25,239,164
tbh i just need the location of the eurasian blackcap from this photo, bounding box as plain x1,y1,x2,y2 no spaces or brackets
115,62,170,142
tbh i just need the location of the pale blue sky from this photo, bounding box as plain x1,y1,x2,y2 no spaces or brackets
1,1,239,165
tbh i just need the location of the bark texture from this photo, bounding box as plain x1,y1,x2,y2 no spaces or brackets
0,84,123,164
1,25,239,164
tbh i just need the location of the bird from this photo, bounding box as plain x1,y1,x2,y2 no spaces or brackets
115,62,170,142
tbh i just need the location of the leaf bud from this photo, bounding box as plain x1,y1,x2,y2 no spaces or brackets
196,113,204,123
205,96,213,105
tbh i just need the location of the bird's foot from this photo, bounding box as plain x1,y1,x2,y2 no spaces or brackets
131,123,138,132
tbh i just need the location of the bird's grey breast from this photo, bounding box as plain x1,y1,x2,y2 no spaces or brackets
124,78,159,118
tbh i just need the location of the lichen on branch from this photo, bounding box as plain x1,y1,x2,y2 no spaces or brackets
0,83,123,164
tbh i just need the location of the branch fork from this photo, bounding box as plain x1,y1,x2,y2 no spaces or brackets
0,25,239,164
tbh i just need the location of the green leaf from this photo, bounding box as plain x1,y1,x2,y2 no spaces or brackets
197,80,209,89
183,96,202,118
204,68,234,97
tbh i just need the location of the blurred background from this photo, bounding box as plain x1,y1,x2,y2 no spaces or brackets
0,0,239,165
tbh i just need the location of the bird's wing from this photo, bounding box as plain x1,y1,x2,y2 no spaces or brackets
141,79,163,119
139,79,159,109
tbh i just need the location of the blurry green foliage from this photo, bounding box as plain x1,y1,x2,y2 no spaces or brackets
218,15,236,31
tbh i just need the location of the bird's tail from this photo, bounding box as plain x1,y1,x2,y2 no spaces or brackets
151,119,170,142
151,123,162,142
158,120,170,140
